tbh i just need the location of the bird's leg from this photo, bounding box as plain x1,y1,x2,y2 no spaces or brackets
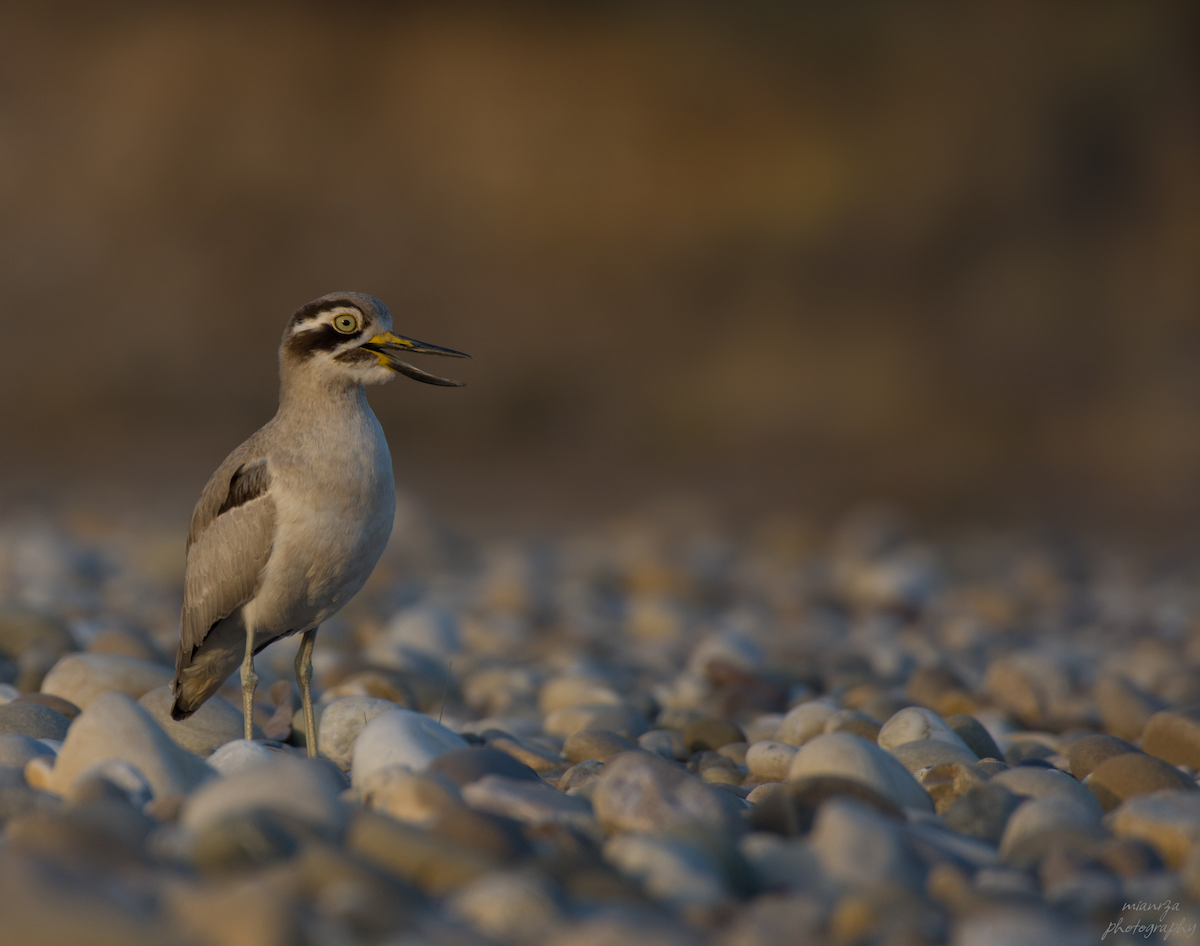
241,624,258,741
295,627,319,758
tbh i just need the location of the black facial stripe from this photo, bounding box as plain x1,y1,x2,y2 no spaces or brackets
284,322,365,361
289,298,362,326
217,459,270,516
333,348,378,366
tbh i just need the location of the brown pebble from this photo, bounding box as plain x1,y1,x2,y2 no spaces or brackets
822,709,882,742
13,692,81,720
1094,836,1164,878
1094,676,1165,743
1067,733,1141,780
1143,706,1200,769
564,729,638,764
1087,751,1197,812
716,741,749,765
682,718,746,753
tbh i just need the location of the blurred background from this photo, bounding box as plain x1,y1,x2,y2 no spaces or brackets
1,0,1198,535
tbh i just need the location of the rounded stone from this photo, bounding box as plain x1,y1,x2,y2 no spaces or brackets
682,718,745,754
990,766,1103,819
942,781,1024,844
775,701,838,747
887,740,978,773
999,795,1104,865
12,693,81,720
543,703,648,740
1107,790,1200,868
0,732,54,768
137,685,248,756
1068,733,1141,780
357,766,463,826
1087,751,1197,811
745,741,799,782
877,707,974,754
822,709,882,742
350,708,468,787
788,732,934,812
539,676,624,714
207,739,290,777
0,701,70,741
316,695,399,769
591,750,745,836
638,729,688,761
1142,707,1200,769
809,797,925,891
49,691,214,798
428,747,541,787
183,755,348,842
40,652,172,710
942,714,1003,761
565,729,639,763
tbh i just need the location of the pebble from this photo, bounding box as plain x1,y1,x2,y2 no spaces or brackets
447,870,562,944
428,746,542,786
940,782,1024,843
682,717,745,753
746,740,799,782
539,675,624,713
942,714,1003,761
565,728,639,763
789,732,934,812
1142,706,1200,769
205,739,287,776
638,728,687,760
887,739,979,772
347,809,498,895
1067,733,1141,779
1086,751,1197,811
488,734,565,772
182,755,348,842
808,797,925,891
1108,789,1200,868
775,700,838,747
603,833,732,910
357,765,462,825
990,766,1104,819
137,684,248,756
543,703,648,740
0,732,54,768
877,706,975,755
999,796,1105,865
0,700,70,740
12,692,81,719
1093,675,1165,742
463,773,596,832
40,652,172,709
559,759,604,792
822,709,882,742
591,750,745,836
48,691,214,798
315,695,400,769
350,708,468,786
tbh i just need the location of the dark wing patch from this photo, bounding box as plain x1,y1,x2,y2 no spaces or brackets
218,459,271,516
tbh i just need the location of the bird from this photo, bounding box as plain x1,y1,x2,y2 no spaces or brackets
169,291,469,757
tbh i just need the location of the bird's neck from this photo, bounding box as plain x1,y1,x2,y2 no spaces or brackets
276,372,371,423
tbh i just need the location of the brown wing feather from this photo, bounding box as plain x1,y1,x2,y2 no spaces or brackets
173,443,276,711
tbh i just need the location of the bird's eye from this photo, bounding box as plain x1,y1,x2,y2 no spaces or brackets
333,314,359,334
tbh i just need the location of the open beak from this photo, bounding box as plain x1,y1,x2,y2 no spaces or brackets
360,331,471,386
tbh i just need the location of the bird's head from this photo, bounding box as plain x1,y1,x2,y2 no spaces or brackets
280,291,469,388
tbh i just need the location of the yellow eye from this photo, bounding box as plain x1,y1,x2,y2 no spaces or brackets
333,313,359,334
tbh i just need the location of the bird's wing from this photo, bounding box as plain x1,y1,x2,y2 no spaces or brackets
179,452,276,659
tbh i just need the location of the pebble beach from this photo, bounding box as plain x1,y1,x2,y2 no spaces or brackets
1,499,1198,946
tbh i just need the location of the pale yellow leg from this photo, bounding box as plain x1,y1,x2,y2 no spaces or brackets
241,624,258,741
295,627,319,758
